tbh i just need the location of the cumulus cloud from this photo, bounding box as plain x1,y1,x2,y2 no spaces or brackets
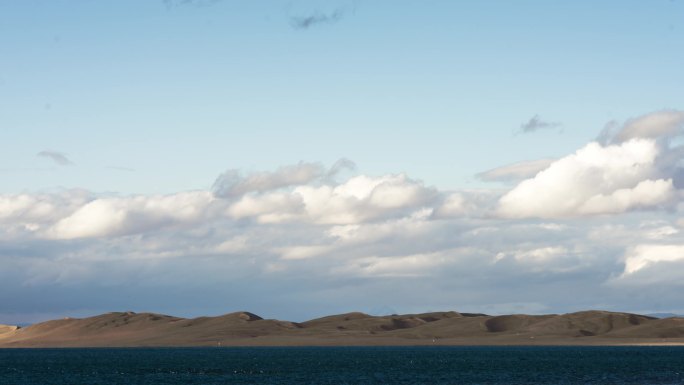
432,193,467,218
326,208,434,246
228,173,437,225
499,110,684,218
291,9,344,30
0,164,448,244
298,173,436,224
227,191,303,224
0,190,91,238
578,179,675,215
477,159,556,183
517,115,561,134
622,244,684,276
48,191,216,239
36,150,73,166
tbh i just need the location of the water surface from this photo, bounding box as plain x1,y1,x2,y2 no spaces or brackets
1,346,683,384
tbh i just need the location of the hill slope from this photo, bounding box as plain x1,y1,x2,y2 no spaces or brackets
1,310,683,347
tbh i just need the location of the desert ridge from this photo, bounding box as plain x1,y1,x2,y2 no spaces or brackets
1,310,684,347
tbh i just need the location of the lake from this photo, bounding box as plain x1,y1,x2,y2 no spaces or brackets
1,346,683,384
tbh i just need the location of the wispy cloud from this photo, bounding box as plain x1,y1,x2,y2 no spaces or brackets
477,158,556,183
212,159,355,199
517,115,562,134
598,109,684,145
291,9,345,30
213,162,327,198
37,150,73,166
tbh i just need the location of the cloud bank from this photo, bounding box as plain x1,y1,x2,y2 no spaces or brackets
4,110,684,322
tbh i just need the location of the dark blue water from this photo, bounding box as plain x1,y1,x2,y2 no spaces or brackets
1,346,683,384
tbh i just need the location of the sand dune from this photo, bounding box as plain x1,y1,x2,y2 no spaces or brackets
1,310,683,347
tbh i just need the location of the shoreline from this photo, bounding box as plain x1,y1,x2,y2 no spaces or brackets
3,338,684,349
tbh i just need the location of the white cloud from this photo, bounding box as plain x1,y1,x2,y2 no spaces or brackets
300,174,436,224
1,169,447,243
643,225,678,240
492,245,588,275
0,194,60,223
513,246,568,262
327,209,434,244
278,245,334,260
334,252,448,278
477,159,556,183
7,112,684,321
622,244,684,276
213,236,249,254
0,190,91,238
498,110,684,219
229,173,437,225
228,192,303,223
48,191,216,239
432,193,467,218
578,179,675,215
498,139,676,218
273,209,436,261
0,191,89,223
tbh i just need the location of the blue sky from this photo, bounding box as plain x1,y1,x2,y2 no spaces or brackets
3,0,683,193
2,0,684,324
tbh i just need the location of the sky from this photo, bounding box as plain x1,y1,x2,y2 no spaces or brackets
1,0,684,324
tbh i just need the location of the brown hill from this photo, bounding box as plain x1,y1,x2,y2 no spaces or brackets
603,317,684,339
0,324,18,336
1,310,683,347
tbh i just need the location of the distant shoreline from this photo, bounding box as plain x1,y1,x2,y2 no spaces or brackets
2,342,684,348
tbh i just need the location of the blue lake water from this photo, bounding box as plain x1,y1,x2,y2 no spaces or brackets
1,346,683,384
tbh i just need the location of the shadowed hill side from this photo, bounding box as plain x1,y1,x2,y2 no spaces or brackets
484,314,556,333
467,311,659,339
1,310,683,347
604,317,684,339
300,311,463,334
525,311,656,337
